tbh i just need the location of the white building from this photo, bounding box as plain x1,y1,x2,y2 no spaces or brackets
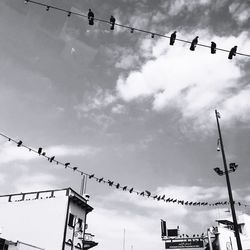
0,238,44,250
0,187,98,250
208,213,250,250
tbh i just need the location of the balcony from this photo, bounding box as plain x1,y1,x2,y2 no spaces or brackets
83,233,98,250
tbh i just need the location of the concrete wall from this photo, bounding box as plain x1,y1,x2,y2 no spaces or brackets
0,190,68,250
217,214,250,250
65,199,87,250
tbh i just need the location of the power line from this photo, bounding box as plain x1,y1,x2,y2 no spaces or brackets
0,131,248,207
22,0,250,59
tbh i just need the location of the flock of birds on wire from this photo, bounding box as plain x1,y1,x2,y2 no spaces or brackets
2,0,249,207
21,0,249,60
0,132,248,208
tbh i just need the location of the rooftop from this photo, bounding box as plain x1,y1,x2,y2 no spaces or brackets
0,187,93,213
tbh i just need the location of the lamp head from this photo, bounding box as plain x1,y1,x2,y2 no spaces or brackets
214,167,224,176
229,163,238,171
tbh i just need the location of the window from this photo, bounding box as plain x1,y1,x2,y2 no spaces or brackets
68,213,75,227
78,218,83,230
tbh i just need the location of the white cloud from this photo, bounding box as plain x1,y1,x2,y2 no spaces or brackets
111,104,126,114
229,3,250,25
88,184,236,250
0,174,6,185
0,140,37,164
14,173,57,193
115,54,140,70
166,0,211,16
88,206,163,250
0,139,99,165
116,31,250,130
74,88,117,113
46,145,99,157
221,85,250,123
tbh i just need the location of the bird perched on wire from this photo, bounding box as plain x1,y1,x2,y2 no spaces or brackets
170,31,177,45
190,36,199,51
88,9,94,25
110,15,116,30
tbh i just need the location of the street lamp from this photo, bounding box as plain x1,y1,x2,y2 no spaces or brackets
214,110,242,250
213,163,238,176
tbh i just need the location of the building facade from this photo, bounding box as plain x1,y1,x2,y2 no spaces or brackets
0,238,44,250
0,188,98,250
212,213,250,250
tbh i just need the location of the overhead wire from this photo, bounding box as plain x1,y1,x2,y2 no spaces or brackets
23,0,250,58
0,132,249,208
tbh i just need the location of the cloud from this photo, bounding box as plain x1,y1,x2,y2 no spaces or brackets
111,104,126,114
46,145,99,158
0,140,37,164
0,174,6,185
88,206,163,250
88,184,237,250
165,0,211,16
115,54,140,70
0,139,99,165
221,85,250,123
14,173,58,193
229,2,250,25
74,88,117,113
116,31,250,130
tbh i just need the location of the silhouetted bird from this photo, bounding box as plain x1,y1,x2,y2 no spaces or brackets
89,174,95,179
190,36,199,51
228,46,237,59
98,178,103,182
110,15,116,30
38,147,43,154
65,162,70,168
108,180,114,186
170,31,177,45
49,156,55,162
122,186,127,191
88,9,94,25
73,167,77,171
211,41,216,54
129,188,134,193
17,140,22,147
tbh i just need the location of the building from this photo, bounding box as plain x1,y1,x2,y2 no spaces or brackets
0,238,44,250
0,188,98,250
211,213,250,250
161,213,250,250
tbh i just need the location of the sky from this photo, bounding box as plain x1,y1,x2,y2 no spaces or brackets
0,0,250,249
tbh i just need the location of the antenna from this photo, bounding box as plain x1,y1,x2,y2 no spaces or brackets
123,228,126,250
80,174,87,195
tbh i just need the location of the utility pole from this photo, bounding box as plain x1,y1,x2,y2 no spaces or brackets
215,110,242,250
